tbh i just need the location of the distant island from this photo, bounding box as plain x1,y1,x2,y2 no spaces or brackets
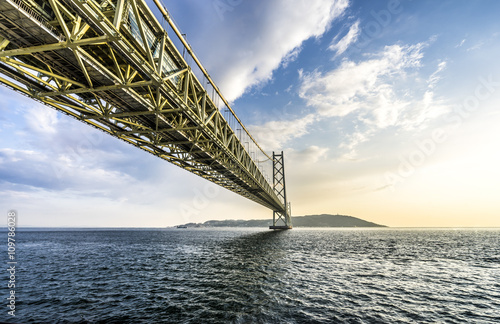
176,214,386,228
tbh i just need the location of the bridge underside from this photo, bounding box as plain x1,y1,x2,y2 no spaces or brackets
0,0,289,216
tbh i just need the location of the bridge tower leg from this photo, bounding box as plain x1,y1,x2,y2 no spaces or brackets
270,151,292,230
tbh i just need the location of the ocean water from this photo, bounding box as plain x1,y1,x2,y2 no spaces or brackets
1,228,499,323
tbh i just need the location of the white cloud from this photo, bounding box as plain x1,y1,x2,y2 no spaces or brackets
329,20,361,57
288,145,329,164
467,41,484,52
249,114,316,151
195,0,349,102
297,40,453,161
455,39,466,48
0,146,136,196
25,106,58,134
299,43,425,119
338,130,373,160
427,61,447,89
281,46,302,69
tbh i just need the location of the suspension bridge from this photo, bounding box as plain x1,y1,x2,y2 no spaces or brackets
0,0,292,229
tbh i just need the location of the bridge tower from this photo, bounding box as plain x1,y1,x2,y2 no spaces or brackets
270,151,292,230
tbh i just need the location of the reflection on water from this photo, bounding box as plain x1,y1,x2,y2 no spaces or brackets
4,228,500,323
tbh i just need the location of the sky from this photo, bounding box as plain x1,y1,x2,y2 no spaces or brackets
1,0,500,227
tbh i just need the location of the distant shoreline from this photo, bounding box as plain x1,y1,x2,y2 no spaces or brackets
175,214,386,228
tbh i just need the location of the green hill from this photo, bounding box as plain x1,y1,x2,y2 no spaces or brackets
177,214,386,228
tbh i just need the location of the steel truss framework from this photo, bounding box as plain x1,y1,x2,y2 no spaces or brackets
270,151,292,229
0,0,289,214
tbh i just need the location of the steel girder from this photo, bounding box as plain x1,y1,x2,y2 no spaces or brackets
0,0,287,212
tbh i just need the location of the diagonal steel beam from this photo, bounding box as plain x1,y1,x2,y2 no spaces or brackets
0,36,109,57
0,57,86,88
38,80,154,97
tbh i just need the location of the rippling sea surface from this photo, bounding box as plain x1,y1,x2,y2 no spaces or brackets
2,228,500,323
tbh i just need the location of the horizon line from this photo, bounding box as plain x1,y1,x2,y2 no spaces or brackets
2,226,500,229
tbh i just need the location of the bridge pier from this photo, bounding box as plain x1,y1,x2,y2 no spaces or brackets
270,152,292,230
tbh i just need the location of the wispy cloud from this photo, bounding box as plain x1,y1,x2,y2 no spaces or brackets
25,106,58,134
296,39,453,161
455,38,466,48
338,130,373,160
288,145,329,164
249,114,316,151
467,41,484,52
329,20,361,57
281,46,302,68
299,43,425,119
427,61,447,89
